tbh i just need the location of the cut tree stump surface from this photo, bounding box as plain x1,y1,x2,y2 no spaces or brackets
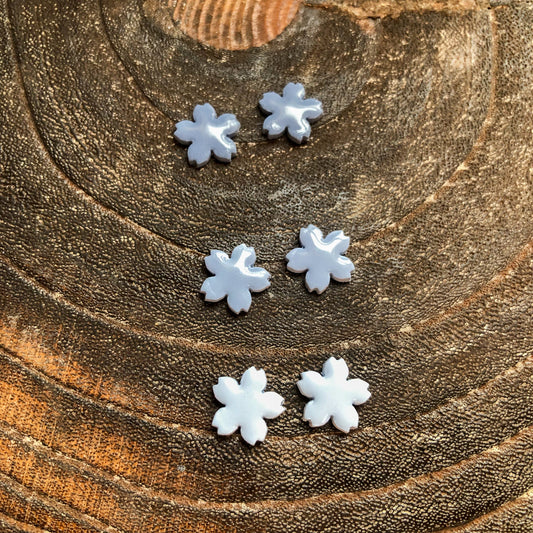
0,0,532,531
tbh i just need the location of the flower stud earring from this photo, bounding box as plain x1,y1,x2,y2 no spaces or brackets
174,103,240,167
200,244,271,313
298,357,370,433
212,367,285,445
259,82,323,144
286,224,355,294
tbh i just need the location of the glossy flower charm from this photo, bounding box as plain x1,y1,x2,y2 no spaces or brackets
298,357,370,433
259,82,323,143
201,244,271,313
174,103,240,167
212,367,285,445
286,224,355,294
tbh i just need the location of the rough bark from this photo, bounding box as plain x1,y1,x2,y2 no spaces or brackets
0,0,532,531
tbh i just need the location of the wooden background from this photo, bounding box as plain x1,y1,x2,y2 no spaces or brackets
0,0,532,531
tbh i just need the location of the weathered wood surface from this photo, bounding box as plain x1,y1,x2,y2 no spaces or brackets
0,0,532,531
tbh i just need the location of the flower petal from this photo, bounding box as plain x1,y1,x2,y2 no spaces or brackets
216,114,240,136
231,244,256,267
226,288,252,314
286,248,310,273
331,405,359,433
174,120,196,144
193,102,216,122
213,376,240,404
331,233,350,254
346,378,371,405
262,115,286,139
287,121,312,144
297,371,325,398
303,400,331,428
212,407,239,436
302,99,323,121
259,92,283,113
204,249,229,275
322,357,349,380
330,256,355,282
283,82,305,100
305,268,331,294
240,367,267,391
246,267,271,292
200,276,227,302
212,139,236,163
261,391,285,419
299,224,322,249
240,417,268,446
323,230,343,245
187,141,212,168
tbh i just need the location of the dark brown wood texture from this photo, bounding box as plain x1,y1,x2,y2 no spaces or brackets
0,0,532,531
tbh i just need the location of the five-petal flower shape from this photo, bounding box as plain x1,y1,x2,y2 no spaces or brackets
201,244,271,313
259,82,323,143
174,103,240,167
286,224,355,294
298,357,370,433
212,367,285,445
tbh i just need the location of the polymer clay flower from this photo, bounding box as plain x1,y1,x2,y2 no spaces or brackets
298,357,370,433
212,367,285,445
174,103,240,167
286,224,355,293
259,82,323,143
201,244,271,313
